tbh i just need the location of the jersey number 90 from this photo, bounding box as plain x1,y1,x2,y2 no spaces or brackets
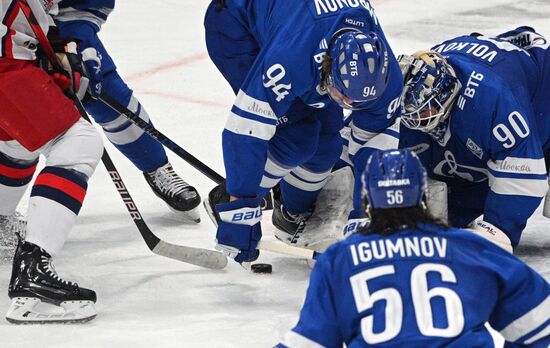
492,111,530,149
350,263,465,344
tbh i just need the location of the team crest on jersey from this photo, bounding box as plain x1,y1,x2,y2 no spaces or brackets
466,138,483,159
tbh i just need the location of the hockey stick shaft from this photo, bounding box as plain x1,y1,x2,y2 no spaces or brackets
258,240,320,260
19,0,227,269
98,92,275,210
98,92,225,184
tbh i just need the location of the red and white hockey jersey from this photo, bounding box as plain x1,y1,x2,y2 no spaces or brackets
0,0,58,60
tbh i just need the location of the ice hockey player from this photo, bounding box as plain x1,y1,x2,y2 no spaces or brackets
0,0,103,323
204,0,403,263
398,27,550,252
54,0,202,221
278,149,550,347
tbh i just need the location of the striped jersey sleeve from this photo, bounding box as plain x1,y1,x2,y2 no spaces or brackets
484,86,548,247
0,0,57,60
55,0,114,31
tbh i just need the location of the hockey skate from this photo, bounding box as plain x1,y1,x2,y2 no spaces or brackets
0,213,26,264
6,241,97,324
144,161,201,223
272,201,314,247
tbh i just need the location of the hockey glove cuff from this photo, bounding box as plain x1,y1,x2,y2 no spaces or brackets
343,209,370,238
467,220,513,253
41,38,89,100
215,198,262,263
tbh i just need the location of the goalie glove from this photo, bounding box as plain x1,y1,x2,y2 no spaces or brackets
467,220,513,253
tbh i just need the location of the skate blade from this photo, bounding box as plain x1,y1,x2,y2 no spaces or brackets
274,230,338,252
167,205,201,223
203,200,218,227
6,297,97,324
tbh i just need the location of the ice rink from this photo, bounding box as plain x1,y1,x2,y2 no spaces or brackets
1,0,549,347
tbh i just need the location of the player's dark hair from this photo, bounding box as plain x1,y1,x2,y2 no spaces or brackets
320,54,332,90
360,206,448,236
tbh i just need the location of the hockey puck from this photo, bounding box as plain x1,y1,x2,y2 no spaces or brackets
251,263,272,274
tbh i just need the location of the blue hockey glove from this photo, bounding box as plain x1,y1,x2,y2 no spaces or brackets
215,198,262,263
343,209,370,238
80,47,102,99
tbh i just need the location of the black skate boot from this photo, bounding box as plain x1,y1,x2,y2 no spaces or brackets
272,201,314,246
6,241,97,324
144,161,202,222
204,181,230,226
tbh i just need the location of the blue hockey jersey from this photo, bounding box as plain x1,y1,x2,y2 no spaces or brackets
218,0,403,197
278,225,550,347
399,34,549,247
55,0,114,31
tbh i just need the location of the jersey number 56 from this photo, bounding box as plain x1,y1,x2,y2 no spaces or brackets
350,263,465,344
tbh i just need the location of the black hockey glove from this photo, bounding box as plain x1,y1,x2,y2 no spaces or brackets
41,26,89,100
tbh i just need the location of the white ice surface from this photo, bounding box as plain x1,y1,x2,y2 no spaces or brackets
1,0,549,347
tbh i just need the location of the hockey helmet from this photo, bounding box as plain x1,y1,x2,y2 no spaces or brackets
361,149,427,210
324,30,389,110
399,51,462,131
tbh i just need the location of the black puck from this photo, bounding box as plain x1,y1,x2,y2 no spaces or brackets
251,263,272,274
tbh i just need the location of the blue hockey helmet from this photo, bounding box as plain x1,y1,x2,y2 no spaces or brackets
362,149,427,210
399,51,462,131
324,29,389,110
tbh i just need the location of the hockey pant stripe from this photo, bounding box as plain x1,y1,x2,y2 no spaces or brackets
259,153,294,190
30,166,88,215
100,95,151,145
283,170,329,192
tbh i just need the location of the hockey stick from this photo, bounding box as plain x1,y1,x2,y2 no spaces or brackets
98,91,274,210
18,0,227,269
98,92,225,184
258,240,321,260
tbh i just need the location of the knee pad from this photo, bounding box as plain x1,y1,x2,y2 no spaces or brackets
45,119,103,179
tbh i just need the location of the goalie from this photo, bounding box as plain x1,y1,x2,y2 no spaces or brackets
398,27,550,252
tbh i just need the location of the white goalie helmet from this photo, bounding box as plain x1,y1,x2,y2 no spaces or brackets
398,51,462,132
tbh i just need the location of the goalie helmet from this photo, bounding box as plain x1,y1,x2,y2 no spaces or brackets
324,30,389,110
399,51,462,131
361,149,427,210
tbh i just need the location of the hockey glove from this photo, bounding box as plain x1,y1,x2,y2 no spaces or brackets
467,220,513,253
215,198,262,263
43,27,89,100
80,47,102,99
343,209,370,238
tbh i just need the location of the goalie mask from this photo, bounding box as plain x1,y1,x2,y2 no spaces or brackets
361,149,427,211
399,51,462,132
323,30,389,110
